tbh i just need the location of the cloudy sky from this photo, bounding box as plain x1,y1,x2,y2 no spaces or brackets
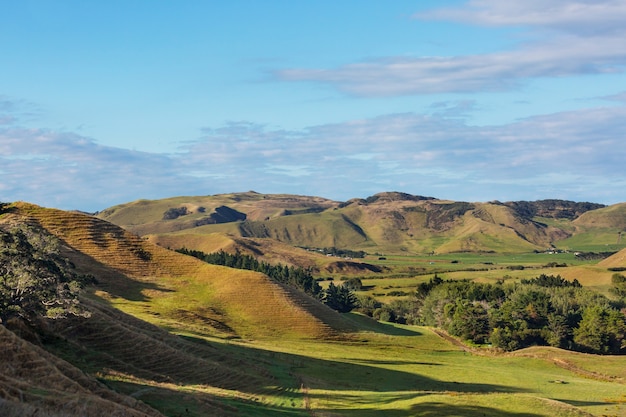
2,1,626,212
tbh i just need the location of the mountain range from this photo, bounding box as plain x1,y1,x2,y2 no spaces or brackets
96,191,626,262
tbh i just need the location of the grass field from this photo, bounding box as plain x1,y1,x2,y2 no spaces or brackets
57,317,623,417
327,251,621,301
154,320,626,417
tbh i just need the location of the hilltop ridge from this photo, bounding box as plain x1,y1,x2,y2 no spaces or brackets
96,192,623,256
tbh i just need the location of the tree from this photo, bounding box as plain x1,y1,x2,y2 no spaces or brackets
356,295,382,317
545,313,571,348
0,225,91,325
611,273,626,298
344,277,363,291
447,299,490,343
574,305,626,354
324,282,359,313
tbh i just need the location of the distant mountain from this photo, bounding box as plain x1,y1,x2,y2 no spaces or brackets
97,192,625,255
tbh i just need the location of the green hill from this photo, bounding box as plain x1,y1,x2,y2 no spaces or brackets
97,192,623,255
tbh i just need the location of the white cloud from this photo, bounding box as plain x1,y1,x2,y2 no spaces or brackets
415,0,626,34
2,99,626,210
275,1,626,96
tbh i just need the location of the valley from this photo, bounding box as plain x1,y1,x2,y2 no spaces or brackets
1,193,625,416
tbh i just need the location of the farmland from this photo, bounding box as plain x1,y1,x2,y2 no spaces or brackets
1,199,625,416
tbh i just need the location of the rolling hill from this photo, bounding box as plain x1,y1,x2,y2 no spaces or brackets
2,200,626,416
6,202,353,340
599,247,626,269
0,201,360,415
97,191,624,256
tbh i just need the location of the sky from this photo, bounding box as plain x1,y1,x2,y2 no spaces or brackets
1,0,626,212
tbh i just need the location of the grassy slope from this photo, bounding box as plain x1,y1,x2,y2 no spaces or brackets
0,202,355,415
97,192,340,235
599,248,626,269
557,203,626,251
250,324,626,417
3,202,626,417
0,323,163,417
11,202,351,340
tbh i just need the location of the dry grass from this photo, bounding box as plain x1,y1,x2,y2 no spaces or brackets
599,247,626,269
0,324,162,417
10,202,350,340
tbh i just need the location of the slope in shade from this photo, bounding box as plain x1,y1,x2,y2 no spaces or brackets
0,324,162,417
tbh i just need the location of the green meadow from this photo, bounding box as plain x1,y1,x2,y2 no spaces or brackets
327,251,619,301
121,319,626,417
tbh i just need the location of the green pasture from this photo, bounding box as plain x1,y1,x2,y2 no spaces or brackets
48,312,626,417
557,230,626,252
240,322,626,417
338,251,617,301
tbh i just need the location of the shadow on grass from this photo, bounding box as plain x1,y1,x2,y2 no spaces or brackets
352,358,443,366
320,401,546,417
104,379,312,417
45,300,539,417
184,334,529,396
343,312,422,336
554,398,615,407
69,249,173,302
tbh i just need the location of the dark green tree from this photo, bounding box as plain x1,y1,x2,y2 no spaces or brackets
0,225,91,325
446,299,490,343
611,273,626,298
574,305,626,354
324,282,359,313
343,277,363,291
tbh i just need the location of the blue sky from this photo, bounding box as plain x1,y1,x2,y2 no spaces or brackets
2,0,626,211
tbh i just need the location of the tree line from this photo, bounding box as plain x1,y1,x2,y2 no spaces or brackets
176,248,358,313
357,273,626,354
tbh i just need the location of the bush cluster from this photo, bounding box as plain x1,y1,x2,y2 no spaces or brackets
360,274,626,354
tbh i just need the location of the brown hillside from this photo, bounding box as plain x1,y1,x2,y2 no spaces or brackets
97,192,340,235
573,202,626,229
7,203,353,339
599,247,626,269
97,192,623,254
0,324,162,417
339,198,563,252
147,231,372,273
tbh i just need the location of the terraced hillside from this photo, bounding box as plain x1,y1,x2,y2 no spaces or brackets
99,192,623,255
0,202,362,415
0,323,162,417
7,202,354,339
